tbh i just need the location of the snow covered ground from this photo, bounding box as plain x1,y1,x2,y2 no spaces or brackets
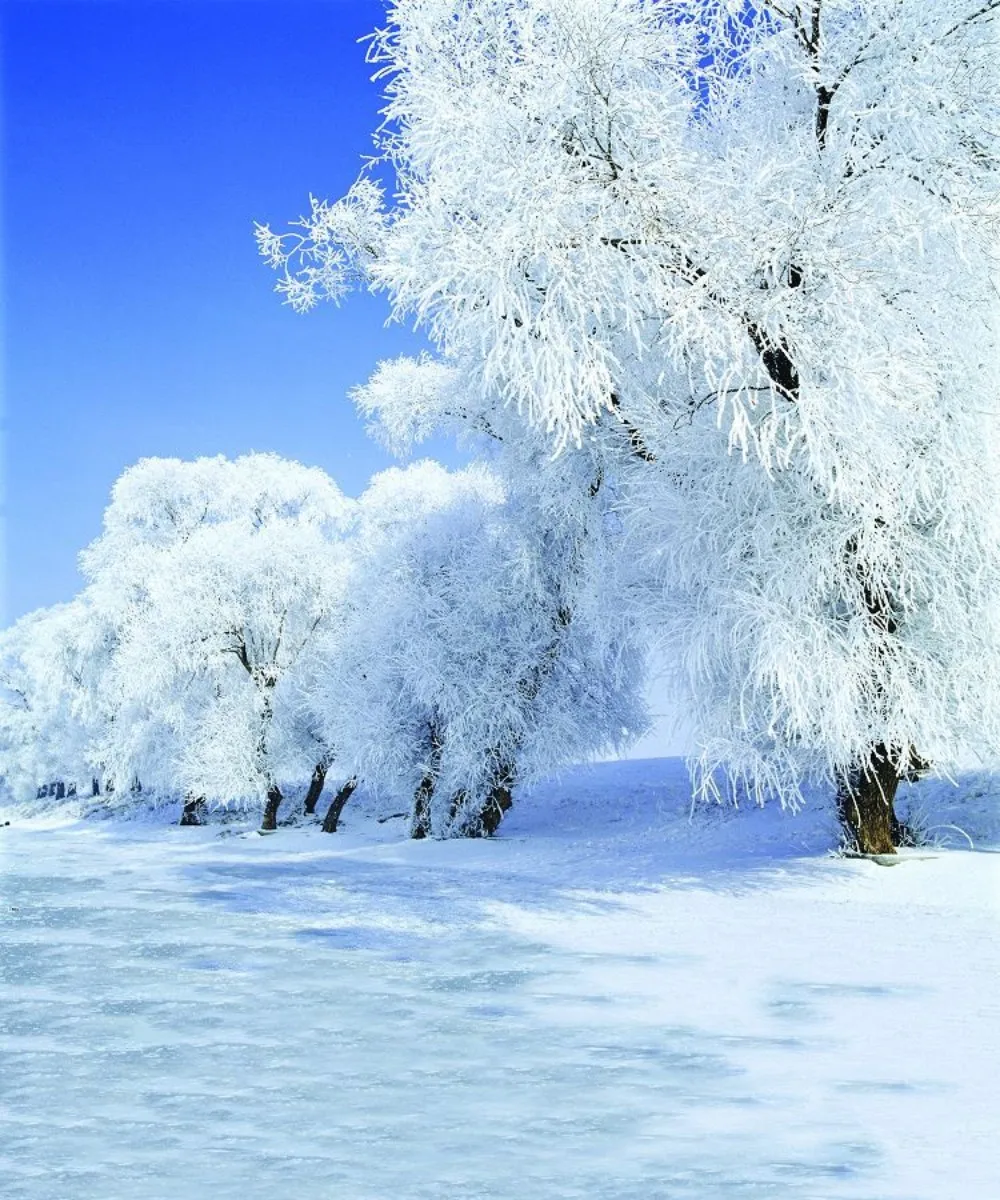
1,759,997,1199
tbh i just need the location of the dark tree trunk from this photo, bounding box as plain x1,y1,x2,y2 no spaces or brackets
477,779,514,836
321,777,357,834
180,795,206,826
261,785,283,832
836,745,900,855
92,778,101,797
451,771,515,837
303,763,328,816
411,728,443,839
410,771,435,840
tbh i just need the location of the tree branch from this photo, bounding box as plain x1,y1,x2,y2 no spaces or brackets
609,394,656,462
940,0,1000,41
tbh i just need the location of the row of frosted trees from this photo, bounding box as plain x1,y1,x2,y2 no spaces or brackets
5,0,1000,854
0,440,646,836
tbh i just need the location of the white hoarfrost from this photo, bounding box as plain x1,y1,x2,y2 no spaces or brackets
311,458,646,834
74,454,354,816
0,598,110,802
1,448,647,834
260,0,1000,807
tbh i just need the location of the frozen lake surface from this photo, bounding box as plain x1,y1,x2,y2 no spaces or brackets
2,760,997,1198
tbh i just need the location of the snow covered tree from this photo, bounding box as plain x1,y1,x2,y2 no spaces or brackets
1,442,643,838
81,454,355,827
309,458,645,837
260,0,1000,853
352,351,651,837
0,598,109,803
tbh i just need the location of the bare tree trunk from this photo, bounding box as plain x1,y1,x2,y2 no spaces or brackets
303,763,328,816
836,745,900,855
411,727,442,839
179,795,206,826
321,777,357,834
261,785,283,832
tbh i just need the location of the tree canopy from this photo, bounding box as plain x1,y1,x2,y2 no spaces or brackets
258,0,1000,850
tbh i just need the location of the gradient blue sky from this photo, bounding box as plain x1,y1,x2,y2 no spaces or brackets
2,0,688,753
2,0,456,624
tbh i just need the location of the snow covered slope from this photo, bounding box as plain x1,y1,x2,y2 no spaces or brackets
1,759,997,1198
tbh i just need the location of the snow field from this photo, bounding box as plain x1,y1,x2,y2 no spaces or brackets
1,760,997,1198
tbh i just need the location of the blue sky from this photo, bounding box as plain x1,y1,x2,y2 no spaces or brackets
2,0,453,623
1,0,687,752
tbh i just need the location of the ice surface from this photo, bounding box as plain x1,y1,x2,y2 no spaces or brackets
1,759,997,1198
